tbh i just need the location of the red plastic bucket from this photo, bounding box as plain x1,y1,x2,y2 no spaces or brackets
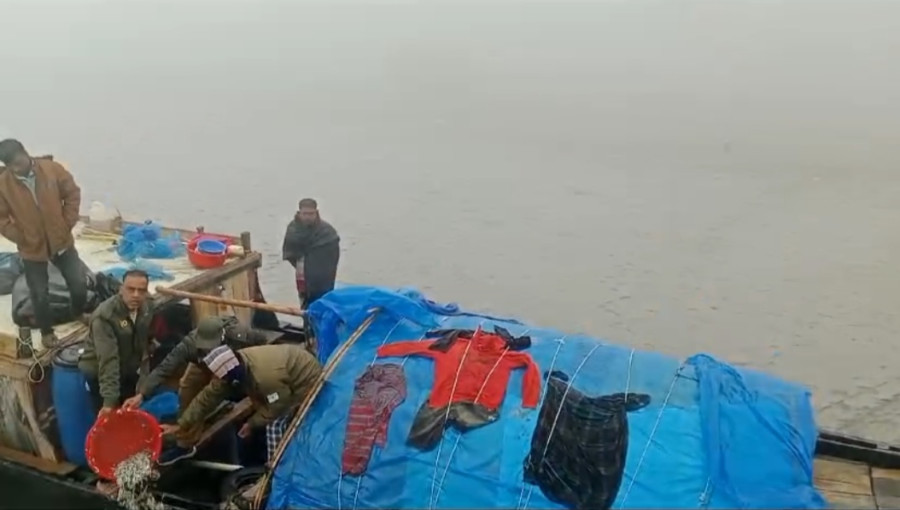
186,234,232,269
85,409,162,481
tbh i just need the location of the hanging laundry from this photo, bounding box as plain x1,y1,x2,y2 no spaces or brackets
341,363,407,475
523,371,651,510
377,328,540,412
425,325,532,353
377,328,540,450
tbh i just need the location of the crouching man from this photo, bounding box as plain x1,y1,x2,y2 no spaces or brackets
159,343,323,469
122,315,269,463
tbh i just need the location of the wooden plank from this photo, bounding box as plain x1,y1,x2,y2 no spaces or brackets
11,380,57,461
815,457,873,495
875,491,900,509
0,331,17,359
0,356,29,380
189,286,220,325
227,270,252,325
819,477,873,497
873,475,900,509
0,444,75,476
164,252,262,304
197,398,253,446
186,270,269,327
823,491,878,509
876,495,900,510
874,468,900,482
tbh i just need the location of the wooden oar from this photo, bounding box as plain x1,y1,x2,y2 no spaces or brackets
155,287,304,317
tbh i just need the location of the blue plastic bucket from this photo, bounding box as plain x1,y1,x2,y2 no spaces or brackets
197,239,227,255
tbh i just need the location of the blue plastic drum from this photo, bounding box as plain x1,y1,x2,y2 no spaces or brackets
51,342,95,466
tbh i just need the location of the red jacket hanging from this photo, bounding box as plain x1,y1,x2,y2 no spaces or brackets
376,328,540,411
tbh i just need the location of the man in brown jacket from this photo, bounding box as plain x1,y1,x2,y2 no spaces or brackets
159,343,322,466
0,139,87,347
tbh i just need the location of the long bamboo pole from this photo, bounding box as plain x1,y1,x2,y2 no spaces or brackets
155,286,304,317
251,310,379,510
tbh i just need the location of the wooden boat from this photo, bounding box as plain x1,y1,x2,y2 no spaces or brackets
814,431,900,509
0,219,897,509
0,213,301,509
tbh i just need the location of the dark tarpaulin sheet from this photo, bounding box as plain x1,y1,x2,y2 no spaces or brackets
268,285,825,509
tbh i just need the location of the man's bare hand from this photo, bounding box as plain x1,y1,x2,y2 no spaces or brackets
122,394,143,410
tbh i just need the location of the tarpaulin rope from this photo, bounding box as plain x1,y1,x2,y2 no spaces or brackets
520,341,602,510
346,315,451,510
617,361,685,508
431,327,534,509
515,337,565,510
338,317,405,510
699,475,713,508
426,321,484,508
252,312,379,510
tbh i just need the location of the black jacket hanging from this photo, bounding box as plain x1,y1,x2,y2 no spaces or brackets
523,371,651,510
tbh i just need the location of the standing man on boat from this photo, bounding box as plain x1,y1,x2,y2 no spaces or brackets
122,315,269,464
78,269,153,416
0,139,87,347
282,198,340,308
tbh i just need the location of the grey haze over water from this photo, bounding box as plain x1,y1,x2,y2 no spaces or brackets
3,0,900,442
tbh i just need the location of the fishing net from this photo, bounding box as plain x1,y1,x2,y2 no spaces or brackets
117,222,186,261
103,259,175,282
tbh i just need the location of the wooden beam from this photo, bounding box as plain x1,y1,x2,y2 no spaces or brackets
156,287,303,317
0,445,76,476
151,253,262,309
197,399,253,446
12,381,57,461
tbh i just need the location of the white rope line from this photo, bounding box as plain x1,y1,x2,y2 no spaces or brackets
521,341,602,510
430,328,534,508
345,315,451,510
368,320,406,366
339,318,404,510
699,475,712,507
428,336,476,508
618,362,685,507
516,337,565,510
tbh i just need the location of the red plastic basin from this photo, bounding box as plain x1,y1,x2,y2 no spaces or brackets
85,409,162,482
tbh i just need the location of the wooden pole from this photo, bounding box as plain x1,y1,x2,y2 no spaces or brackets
155,286,304,317
251,311,379,510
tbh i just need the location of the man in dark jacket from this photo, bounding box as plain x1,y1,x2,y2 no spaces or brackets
78,269,153,415
282,198,340,307
122,315,268,462
0,139,87,347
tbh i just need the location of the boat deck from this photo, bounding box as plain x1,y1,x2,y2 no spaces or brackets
0,233,206,352
816,456,900,509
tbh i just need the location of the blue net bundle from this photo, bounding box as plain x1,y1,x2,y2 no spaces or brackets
116,221,185,261
102,259,174,281
267,285,827,510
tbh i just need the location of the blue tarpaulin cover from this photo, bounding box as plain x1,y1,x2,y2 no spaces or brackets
268,285,826,509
